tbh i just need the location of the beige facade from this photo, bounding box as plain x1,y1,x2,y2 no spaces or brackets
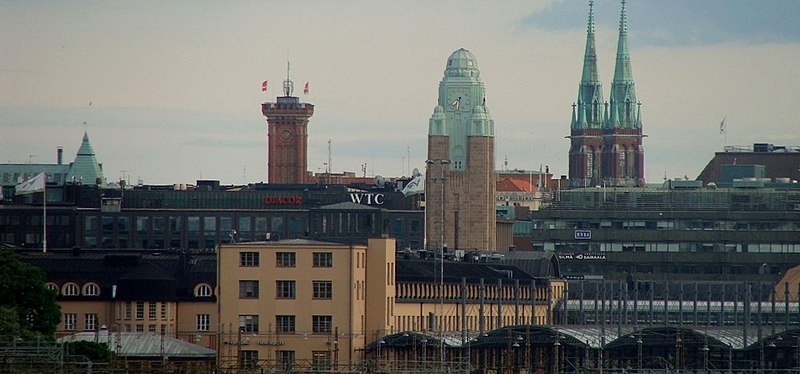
217,239,374,370
217,238,564,370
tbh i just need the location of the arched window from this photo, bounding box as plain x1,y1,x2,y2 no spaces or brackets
63,282,79,296
45,282,59,295
195,283,213,297
83,282,100,296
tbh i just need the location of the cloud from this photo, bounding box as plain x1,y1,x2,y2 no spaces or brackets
521,0,800,46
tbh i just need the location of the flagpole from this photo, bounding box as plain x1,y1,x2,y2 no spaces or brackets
43,173,47,253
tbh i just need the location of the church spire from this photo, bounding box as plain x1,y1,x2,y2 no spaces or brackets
573,0,604,130
607,0,640,129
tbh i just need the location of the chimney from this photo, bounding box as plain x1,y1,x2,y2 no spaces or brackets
57,146,63,165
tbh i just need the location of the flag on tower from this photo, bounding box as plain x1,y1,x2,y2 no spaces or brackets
15,172,46,195
262,80,268,92
303,82,309,95
719,116,726,134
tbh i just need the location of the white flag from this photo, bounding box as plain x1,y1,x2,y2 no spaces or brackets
15,172,46,195
401,175,425,197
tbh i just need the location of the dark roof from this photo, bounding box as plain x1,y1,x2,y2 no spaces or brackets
18,250,216,302
396,259,547,285
314,201,381,210
502,251,560,278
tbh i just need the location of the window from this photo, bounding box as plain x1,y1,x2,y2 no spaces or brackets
63,283,79,296
276,315,295,333
125,302,132,320
277,350,295,371
64,313,77,330
313,281,333,299
195,283,212,297
148,324,156,333
239,280,259,299
83,283,100,296
239,315,259,333
148,302,157,320
312,351,332,371
313,252,333,268
240,350,258,368
136,324,144,332
312,315,332,333
276,252,296,267
240,252,259,267
46,282,58,294
197,314,210,331
161,303,168,320
84,313,98,331
276,280,296,299
136,302,144,320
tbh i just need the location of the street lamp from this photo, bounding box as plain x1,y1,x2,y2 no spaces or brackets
426,158,449,373
377,338,385,367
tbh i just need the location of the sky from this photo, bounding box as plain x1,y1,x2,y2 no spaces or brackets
1,0,798,185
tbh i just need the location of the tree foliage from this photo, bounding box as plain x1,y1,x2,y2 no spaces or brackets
0,248,61,344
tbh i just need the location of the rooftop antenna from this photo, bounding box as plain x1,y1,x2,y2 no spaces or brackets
283,56,294,97
327,139,332,182
407,146,411,177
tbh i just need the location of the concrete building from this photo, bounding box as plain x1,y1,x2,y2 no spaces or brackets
216,237,565,370
530,186,800,284
697,143,800,186
568,0,645,188
427,48,496,253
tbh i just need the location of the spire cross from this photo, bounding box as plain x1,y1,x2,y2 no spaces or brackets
620,0,628,33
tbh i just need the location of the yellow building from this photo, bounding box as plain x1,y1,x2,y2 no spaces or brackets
218,237,564,370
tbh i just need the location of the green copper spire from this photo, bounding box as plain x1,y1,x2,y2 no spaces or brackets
66,131,105,185
607,0,641,129
572,0,605,130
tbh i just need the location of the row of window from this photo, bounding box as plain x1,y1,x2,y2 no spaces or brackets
47,282,99,296
63,313,97,331
540,242,800,254
238,315,332,334
240,251,333,268
47,282,213,298
535,219,800,232
239,280,332,299
116,301,172,321
241,350,328,370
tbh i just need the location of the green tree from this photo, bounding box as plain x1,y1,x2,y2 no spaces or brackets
0,248,61,344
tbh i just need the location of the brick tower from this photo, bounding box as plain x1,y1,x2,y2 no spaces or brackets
427,48,496,252
262,65,314,184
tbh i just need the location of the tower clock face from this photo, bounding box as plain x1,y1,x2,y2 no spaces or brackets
280,129,293,141
447,88,470,112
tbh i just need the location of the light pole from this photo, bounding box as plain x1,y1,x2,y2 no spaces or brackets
426,158,449,373
636,332,643,371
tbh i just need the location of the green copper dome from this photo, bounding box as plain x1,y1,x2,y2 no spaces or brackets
444,48,480,79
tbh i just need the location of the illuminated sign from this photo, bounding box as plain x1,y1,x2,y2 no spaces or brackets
574,229,591,240
264,196,302,205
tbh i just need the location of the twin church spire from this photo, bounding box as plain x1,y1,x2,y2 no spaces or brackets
571,0,641,130
568,0,645,188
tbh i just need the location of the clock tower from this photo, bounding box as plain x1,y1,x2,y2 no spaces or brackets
427,48,496,252
262,67,314,184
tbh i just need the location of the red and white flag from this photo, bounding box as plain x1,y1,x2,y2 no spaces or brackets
262,80,268,92
303,82,309,95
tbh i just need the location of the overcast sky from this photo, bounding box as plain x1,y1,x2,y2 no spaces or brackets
2,0,798,185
